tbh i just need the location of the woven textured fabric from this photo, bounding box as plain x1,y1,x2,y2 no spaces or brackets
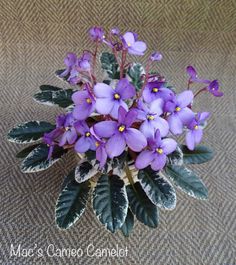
0,0,236,264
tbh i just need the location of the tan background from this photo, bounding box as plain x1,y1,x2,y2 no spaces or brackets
0,0,236,264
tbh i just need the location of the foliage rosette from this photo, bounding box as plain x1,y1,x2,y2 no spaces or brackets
7,26,223,235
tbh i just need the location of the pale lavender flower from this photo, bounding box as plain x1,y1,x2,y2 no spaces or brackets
60,53,77,78
150,52,163,61
93,107,147,158
135,129,177,171
136,99,169,138
94,78,135,118
186,112,210,150
59,113,77,146
122,32,147,56
88,26,105,42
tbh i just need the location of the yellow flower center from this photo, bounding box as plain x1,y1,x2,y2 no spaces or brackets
85,132,91,137
114,93,120,99
65,127,70,131
102,35,106,39
95,141,100,147
211,87,215,90
194,125,199,130
127,42,131,47
86,98,92,104
118,125,126,132
156,148,163,154
147,115,155,120
175,107,181,112
152,88,159,93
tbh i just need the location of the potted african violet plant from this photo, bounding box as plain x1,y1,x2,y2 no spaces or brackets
7,26,223,236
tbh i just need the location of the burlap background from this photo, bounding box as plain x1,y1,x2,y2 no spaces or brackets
0,0,236,264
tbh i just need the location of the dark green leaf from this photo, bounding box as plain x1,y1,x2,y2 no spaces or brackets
16,144,40,158
120,208,134,237
33,89,74,108
56,176,90,229
40,85,62,91
127,63,145,91
138,167,176,210
165,165,208,199
7,121,55,144
21,144,66,173
100,52,120,79
75,160,99,183
167,146,183,166
55,69,69,82
93,174,128,233
180,145,214,164
126,182,159,228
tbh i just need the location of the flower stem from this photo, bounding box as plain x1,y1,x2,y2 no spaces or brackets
92,40,99,76
194,87,207,98
120,50,127,78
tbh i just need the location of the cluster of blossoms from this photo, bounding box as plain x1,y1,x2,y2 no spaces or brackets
43,26,223,171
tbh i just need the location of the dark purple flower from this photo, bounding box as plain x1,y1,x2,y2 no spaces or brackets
186,112,210,150
135,129,177,171
150,52,163,61
122,32,147,56
136,99,169,138
72,87,95,120
142,81,174,103
59,113,77,146
186,66,210,84
93,107,147,158
74,121,96,153
43,128,63,159
167,91,194,135
207,80,223,97
94,78,135,118
60,53,77,78
88,26,105,42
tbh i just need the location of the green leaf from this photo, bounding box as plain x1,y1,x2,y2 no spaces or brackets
100,52,119,79
33,89,74,108
16,144,40,158
180,145,214,164
40,85,62,91
55,69,69,82
127,63,145,91
120,208,134,237
138,167,176,210
165,165,208,199
56,174,90,229
167,146,183,166
75,160,99,183
7,121,55,144
126,182,159,228
93,174,128,233
20,144,66,173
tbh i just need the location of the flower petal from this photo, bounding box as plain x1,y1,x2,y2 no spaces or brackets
149,98,164,116
168,114,183,135
96,146,107,168
186,65,197,79
176,90,194,108
198,112,211,123
131,41,147,53
74,136,90,153
67,128,77,144
110,100,128,119
95,98,114,114
161,138,177,155
140,121,155,138
115,78,135,99
94,83,113,98
152,117,169,137
106,133,126,158
151,154,167,171
93,121,117,138
193,128,203,144
135,150,154,169
124,128,147,152
123,32,135,45
72,90,88,104
73,104,92,120
124,108,138,127
186,130,195,150
178,107,195,125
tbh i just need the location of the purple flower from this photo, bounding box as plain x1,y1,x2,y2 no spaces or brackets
88,26,105,42
77,51,91,71
167,91,195,135
72,88,95,120
136,99,169,138
122,32,147,56
142,81,174,103
60,53,77,78
94,78,135,119
186,66,210,84
110,27,120,35
186,112,210,150
67,66,81,85
150,52,163,61
43,128,63,159
74,121,96,153
59,113,77,146
207,80,223,97
93,107,147,158
135,129,177,171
